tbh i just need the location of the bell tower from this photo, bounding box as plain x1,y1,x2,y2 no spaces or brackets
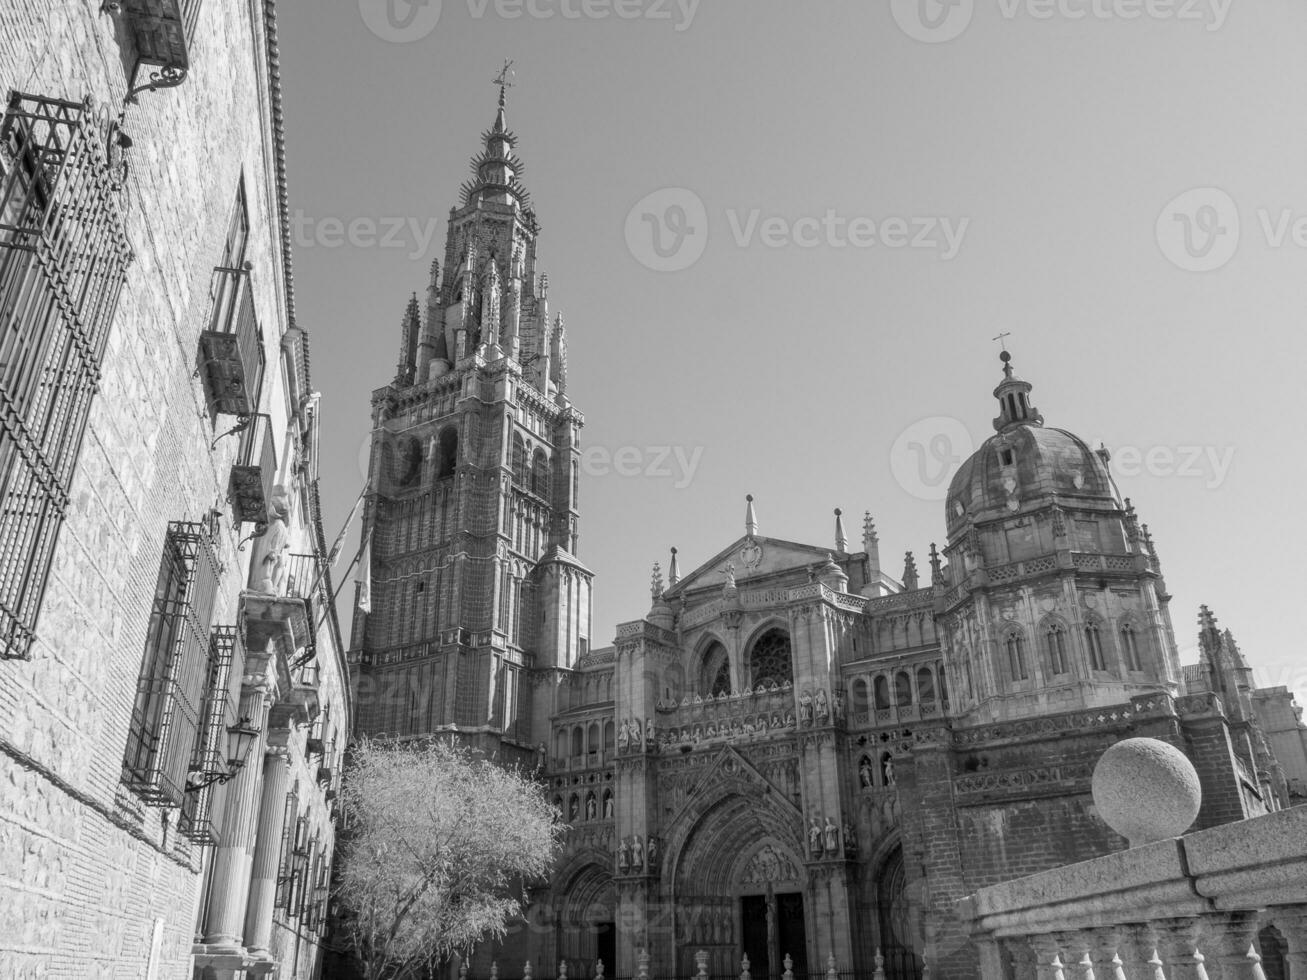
352,70,592,762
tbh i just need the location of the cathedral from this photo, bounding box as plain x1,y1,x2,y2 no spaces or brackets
349,87,1294,980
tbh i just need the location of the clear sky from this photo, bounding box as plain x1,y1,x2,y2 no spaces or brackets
278,0,1306,705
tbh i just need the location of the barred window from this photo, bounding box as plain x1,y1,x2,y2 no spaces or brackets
122,521,221,808
178,625,237,844
0,93,132,660
275,787,300,909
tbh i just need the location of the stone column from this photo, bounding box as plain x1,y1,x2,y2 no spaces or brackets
1154,918,1212,980
1277,909,1307,980
1029,935,1066,980
244,747,293,955
202,682,272,947
1086,929,1127,980
1205,912,1268,980
1117,924,1166,980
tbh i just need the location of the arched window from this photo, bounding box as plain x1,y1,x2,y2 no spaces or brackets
1121,623,1143,672
917,667,935,703
851,677,870,713
436,427,458,479
1085,622,1107,672
603,720,615,752
895,671,913,707
570,727,583,756
1005,629,1029,681
555,730,567,758
748,629,793,688
587,722,599,757
512,435,527,486
701,642,731,697
874,675,890,710
532,450,549,498
1045,622,1069,675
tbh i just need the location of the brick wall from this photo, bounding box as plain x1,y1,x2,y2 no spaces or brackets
0,2,304,977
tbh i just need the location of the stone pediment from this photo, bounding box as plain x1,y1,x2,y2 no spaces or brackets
669,535,852,597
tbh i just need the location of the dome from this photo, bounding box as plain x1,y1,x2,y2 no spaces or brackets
945,353,1115,530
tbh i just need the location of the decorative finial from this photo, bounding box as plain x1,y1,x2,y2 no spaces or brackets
929,543,943,585
902,551,919,591
745,494,758,537
863,512,878,544
651,562,664,600
668,547,681,585
493,59,516,108
834,508,848,553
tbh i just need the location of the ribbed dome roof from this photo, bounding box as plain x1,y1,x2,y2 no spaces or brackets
947,424,1114,529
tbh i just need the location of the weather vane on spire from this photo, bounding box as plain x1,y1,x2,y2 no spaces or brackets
493,59,516,107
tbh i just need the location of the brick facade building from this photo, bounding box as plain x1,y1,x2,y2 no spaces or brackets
0,3,348,978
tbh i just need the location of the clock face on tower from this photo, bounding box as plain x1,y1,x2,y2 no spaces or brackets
741,542,763,569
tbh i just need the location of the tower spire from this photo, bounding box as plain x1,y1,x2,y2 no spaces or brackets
745,495,758,537
834,508,848,553
668,547,680,585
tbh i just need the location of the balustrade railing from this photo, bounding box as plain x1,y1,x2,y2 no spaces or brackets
962,795,1307,978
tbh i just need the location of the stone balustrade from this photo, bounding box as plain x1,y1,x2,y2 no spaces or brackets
961,774,1307,977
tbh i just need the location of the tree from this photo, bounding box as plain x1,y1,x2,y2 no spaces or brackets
336,738,563,980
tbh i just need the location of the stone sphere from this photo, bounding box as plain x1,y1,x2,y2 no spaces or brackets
1092,737,1202,848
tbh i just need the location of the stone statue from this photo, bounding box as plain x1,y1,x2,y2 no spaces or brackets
632,835,645,871
645,719,656,746
799,690,814,725
617,722,630,751
603,794,614,819
883,755,896,787
823,816,839,855
859,758,874,788
585,795,597,821
250,488,291,595
720,562,737,589
569,797,580,821
843,822,857,858
647,835,659,871
815,689,830,719
808,818,822,855
617,837,631,872
535,742,547,773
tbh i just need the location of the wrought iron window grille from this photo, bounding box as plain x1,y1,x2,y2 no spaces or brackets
0,92,132,660
122,520,222,807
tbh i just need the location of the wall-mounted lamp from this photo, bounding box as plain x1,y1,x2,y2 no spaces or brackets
185,717,262,793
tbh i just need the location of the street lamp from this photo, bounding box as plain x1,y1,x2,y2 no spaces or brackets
185,717,262,793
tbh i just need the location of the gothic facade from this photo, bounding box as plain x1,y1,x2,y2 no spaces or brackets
351,97,1297,980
